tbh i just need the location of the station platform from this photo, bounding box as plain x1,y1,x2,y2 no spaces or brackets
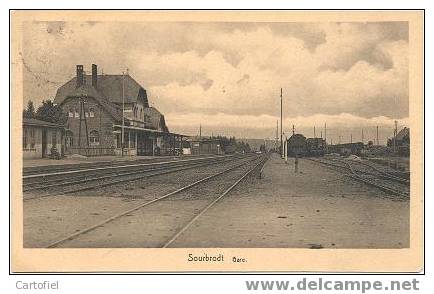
170,152,409,248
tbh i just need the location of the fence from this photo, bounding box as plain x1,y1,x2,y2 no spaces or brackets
65,147,115,156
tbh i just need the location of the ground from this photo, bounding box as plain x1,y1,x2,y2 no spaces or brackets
170,154,409,248
23,153,409,248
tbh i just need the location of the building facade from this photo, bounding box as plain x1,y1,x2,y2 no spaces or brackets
23,118,64,159
54,64,181,156
187,137,223,155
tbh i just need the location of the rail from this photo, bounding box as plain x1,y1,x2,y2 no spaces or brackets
46,155,263,248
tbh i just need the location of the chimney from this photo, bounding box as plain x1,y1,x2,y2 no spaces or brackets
92,64,97,88
76,65,84,88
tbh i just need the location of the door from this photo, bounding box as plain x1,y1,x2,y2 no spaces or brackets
41,130,47,158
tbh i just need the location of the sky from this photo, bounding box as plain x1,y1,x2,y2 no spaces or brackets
21,21,409,143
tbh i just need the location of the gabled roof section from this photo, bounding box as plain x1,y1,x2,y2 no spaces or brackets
23,118,64,128
60,84,123,122
143,107,169,133
54,74,146,106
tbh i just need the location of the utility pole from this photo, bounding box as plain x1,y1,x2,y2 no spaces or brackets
350,133,353,144
361,128,364,144
324,122,327,144
77,96,89,149
324,123,328,153
121,71,125,157
320,130,323,139
275,120,279,151
292,124,295,136
376,125,379,145
280,88,283,158
199,124,202,138
314,126,316,138
339,135,341,144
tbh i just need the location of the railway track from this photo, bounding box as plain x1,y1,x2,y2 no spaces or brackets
23,154,219,176
308,157,409,200
23,154,248,200
46,154,268,248
23,155,239,193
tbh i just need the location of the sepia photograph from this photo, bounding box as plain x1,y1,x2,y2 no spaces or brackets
10,10,424,272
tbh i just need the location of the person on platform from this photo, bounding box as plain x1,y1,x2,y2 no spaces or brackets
294,154,299,173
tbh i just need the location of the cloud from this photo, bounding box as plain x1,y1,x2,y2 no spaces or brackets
22,20,409,138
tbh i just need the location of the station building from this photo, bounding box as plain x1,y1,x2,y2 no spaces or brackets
22,118,64,159
53,64,184,156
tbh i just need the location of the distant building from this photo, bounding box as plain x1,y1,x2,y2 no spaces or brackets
53,64,182,156
306,137,326,156
388,127,410,156
286,134,307,157
22,118,64,159
327,142,364,156
187,137,223,155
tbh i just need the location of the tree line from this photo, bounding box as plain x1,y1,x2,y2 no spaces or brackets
23,100,67,125
212,135,251,153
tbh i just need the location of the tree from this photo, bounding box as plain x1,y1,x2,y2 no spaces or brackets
35,100,67,125
23,100,36,118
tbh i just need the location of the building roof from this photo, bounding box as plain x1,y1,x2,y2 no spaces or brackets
54,74,145,106
60,84,123,122
23,118,64,128
306,137,325,143
396,127,410,141
187,136,220,142
143,107,169,133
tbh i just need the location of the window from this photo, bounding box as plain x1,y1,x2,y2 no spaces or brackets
68,108,74,117
89,108,95,118
140,109,143,121
23,128,28,150
85,112,89,118
65,130,74,147
89,130,100,145
30,128,35,149
116,133,121,148
74,108,79,118
51,131,57,146
130,132,136,148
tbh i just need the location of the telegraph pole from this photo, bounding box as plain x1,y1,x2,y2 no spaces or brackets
376,125,379,145
314,126,316,138
280,88,283,158
361,128,364,144
324,122,327,144
292,124,295,136
324,122,327,153
275,120,279,151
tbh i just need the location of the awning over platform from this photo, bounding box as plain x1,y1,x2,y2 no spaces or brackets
112,124,186,137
